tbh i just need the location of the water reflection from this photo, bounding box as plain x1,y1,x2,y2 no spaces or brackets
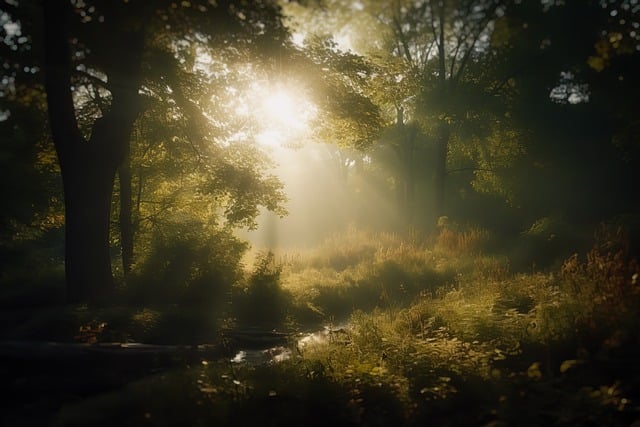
230,346,292,364
230,325,349,365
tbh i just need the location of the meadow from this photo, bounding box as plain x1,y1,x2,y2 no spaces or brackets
3,222,639,426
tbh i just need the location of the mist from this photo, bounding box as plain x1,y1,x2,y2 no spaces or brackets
241,141,400,251
2,1,640,425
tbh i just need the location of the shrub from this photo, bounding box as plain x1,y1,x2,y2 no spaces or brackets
232,251,292,328
126,220,246,308
434,217,492,254
280,227,459,321
555,230,640,352
510,216,590,271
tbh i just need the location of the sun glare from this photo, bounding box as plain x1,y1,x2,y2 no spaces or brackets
262,90,297,127
227,77,316,148
255,85,316,147
291,32,306,48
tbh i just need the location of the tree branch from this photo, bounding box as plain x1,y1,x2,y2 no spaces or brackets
392,14,414,64
437,0,446,84
42,0,85,164
428,0,440,51
449,24,473,80
451,3,499,89
73,68,109,91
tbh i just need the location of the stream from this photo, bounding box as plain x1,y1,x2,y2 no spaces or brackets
226,323,350,365
0,324,350,425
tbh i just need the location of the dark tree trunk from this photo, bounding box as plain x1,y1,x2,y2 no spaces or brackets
433,0,449,223
402,126,417,225
42,1,145,303
119,151,134,276
59,116,141,302
393,107,417,225
62,153,117,302
433,120,450,221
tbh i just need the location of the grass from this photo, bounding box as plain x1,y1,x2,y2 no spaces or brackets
3,224,640,425
276,224,640,425
280,227,458,323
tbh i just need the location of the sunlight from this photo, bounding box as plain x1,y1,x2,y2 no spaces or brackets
262,90,297,126
255,84,316,147
291,32,306,48
256,129,285,147
222,79,317,150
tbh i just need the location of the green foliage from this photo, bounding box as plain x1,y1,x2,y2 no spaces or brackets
448,124,527,203
434,217,493,254
301,36,383,149
2,0,640,422
510,216,590,271
533,226,640,353
126,220,246,308
292,230,640,426
3,226,640,426
232,251,292,328
281,228,456,321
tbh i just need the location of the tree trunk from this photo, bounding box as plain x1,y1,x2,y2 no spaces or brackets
42,1,145,303
119,151,134,276
433,120,449,221
60,116,140,302
433,0,449,223
403,126,417,225
62,155,117,302
394,107,417,225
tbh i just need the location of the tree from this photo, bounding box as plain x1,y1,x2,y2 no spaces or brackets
0,69,65,276
41,1,142,302
292,36,382,150
367,58,425,224
384,0,511,221
499,0,640,223
33,0,289,302
585,0,640,211
285,0,520,226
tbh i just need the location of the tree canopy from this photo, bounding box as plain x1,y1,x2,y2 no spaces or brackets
1,0,639,303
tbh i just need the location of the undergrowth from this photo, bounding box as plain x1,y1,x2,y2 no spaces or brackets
5,224,640,426
275,224,640,425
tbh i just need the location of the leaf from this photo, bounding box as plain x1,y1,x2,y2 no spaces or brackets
527,362,542,379
559,359,581,374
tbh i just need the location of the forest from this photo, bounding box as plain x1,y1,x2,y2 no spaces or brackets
1,0,640,425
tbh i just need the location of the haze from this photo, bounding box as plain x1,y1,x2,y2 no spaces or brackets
1,1,639,426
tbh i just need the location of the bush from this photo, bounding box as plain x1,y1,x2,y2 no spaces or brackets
555,228,640,352
434,217,492,254
510,216,590,271
0,230,65,308
232,251,292,328
125,220,246,309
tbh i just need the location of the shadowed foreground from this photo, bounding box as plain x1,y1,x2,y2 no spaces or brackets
3,227,640,426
